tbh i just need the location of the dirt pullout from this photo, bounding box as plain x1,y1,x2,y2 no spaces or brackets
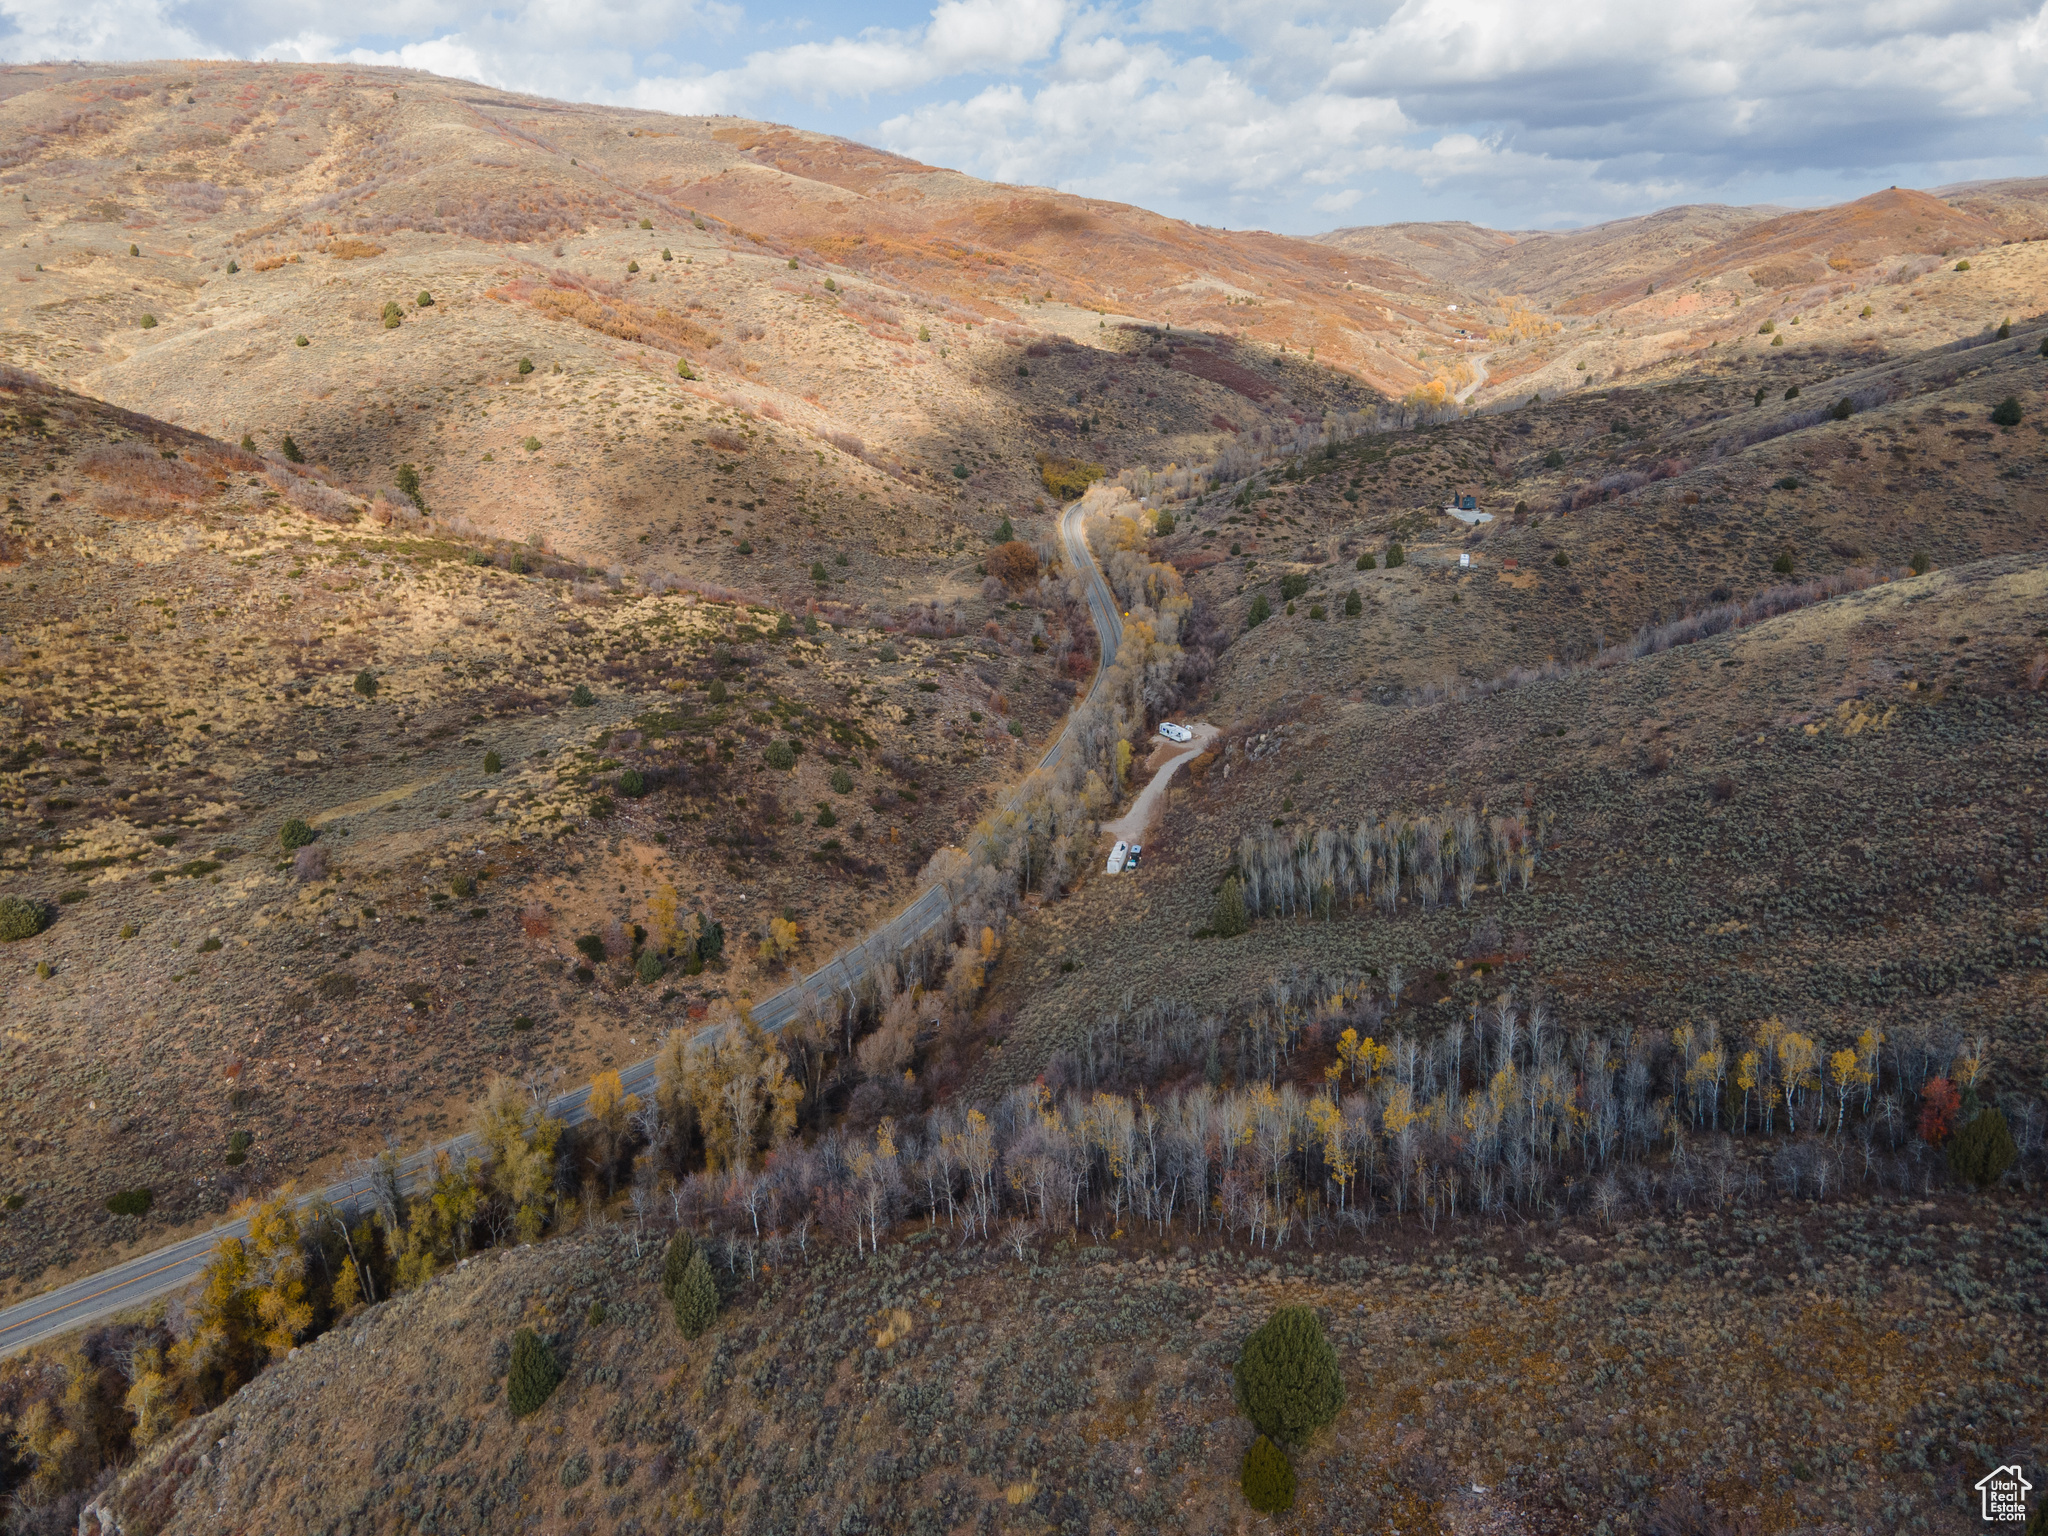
1102,721,1219,843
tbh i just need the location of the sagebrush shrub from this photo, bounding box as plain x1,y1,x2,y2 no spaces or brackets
0,896,49,942
1240,1436,1295,1513
1234,1306,1343,1445
506,1328,561,1416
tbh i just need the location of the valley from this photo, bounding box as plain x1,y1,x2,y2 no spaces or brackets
0,58,2043,1536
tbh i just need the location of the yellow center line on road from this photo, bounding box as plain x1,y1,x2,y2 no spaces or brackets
0,1254,200,1338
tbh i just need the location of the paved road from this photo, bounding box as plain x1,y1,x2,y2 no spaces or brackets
0,497,1125,1358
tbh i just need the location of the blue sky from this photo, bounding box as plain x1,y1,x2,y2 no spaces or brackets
6,0,2046,233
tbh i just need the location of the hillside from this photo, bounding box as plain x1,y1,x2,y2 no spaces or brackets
1153,301,2048,709
78,1198,2048,1536
1319,181,2048,403
0,363,1097,1303
982,549,2048,1097
0,54,1423,538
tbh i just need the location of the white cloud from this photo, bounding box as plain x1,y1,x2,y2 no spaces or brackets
1312,187,1361,213
627,0,1066,113
0,0,217,63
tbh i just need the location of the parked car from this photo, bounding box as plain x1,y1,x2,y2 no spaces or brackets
1159,721,1193,743
1105,840,1129,874
1124,844,1141,870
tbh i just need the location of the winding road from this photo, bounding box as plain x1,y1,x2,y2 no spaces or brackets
0,498,1127,1358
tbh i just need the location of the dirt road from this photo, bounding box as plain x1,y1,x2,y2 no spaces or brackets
1101,722,1219,844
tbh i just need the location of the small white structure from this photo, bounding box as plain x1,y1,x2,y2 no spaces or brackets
1459,552,1471,568
1106,840,1129,875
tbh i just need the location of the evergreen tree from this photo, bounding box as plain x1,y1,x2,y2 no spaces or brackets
674,1249,719,1339
1212,877,1248,937
1233,1305,1344,1445
1246,593,1271,628
506,1328,561,1416
1948,1108,2018,1188
661,1231,697,1304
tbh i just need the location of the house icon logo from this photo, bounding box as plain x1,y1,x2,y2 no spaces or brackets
1974,1464,2031,1523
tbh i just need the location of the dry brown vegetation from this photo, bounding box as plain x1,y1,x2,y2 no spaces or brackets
56,1195,2048,1536
0,367,1083,1305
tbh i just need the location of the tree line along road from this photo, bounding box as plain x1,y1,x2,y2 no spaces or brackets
0,496,1127,1358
